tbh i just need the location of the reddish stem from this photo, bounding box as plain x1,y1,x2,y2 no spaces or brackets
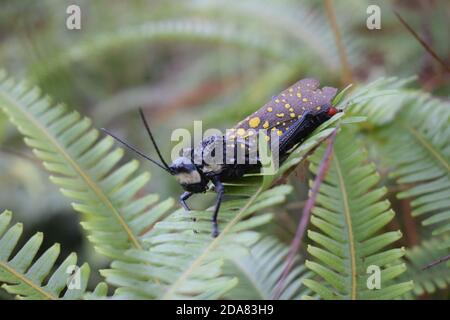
272,126,339,299
394,11,450,73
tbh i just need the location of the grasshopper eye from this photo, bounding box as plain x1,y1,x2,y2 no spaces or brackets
327,106,338,117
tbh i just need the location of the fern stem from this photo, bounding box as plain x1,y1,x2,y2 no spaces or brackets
0,261,56,300
400,199,420,247
333,149,357,299
323,0,353,85
422,253,450,270
394,11,450,73
273,127,338,299
406,124,449,172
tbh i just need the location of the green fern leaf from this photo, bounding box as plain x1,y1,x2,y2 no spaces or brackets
188,0,360,70
102,185,291,299
0,70,173,259
303,129,413,299
0,210,90,300
402,237,450,298
223,236,313,300
31,19,285,84
85,282,110,300
381,98,450,247
347,77,417,126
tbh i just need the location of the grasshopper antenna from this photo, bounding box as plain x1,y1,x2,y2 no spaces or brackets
101,128,172,174
138,108,172,172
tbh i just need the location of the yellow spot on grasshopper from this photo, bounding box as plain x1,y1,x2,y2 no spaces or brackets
302,98,308,102
267,107,273,112
263,120,269,129
288,88,293,93
237,128,246,136
316,106,321,110
290,113,296,118
249,117,261,128
284,103,291,109
276,113,285,118
277,130,283,136
297,92,302,98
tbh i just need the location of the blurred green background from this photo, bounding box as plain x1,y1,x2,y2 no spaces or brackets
0,0,449,294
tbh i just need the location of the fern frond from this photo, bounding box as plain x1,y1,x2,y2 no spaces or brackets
188,0,358,70
85,282,109,300
101,185,291,299
101,106,344,300
0,210,90,300
345,77,450,247
223,236,313,300
346,77,417,126
0,70,173,260
381,98,450,247
31,19,286,84
402,237,450,299
303,129,413,299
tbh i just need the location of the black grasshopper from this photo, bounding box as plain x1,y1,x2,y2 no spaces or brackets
102,78,340,237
